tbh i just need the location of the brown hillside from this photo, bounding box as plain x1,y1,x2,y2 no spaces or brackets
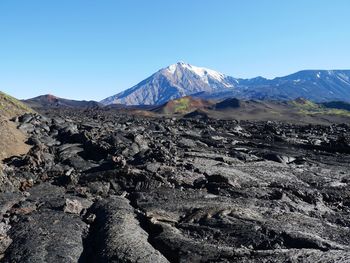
0,92,33,166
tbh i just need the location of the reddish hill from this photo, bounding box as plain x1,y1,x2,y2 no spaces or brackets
23,94,102,109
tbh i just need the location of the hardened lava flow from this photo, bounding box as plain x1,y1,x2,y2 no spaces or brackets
1,108,350,262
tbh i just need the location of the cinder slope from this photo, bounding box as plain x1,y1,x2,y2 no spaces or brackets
152,96,214,115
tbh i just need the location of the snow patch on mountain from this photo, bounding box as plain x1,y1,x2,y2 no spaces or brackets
166,62,231,86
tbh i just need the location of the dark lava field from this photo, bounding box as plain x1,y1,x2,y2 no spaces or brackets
1,108,350,263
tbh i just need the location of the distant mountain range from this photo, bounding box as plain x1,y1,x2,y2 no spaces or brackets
101,62,350,105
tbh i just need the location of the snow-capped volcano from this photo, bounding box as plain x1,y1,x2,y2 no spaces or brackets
101,62,238,105
102,63,350,105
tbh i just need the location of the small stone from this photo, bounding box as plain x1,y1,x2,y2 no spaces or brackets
0,223,11,236
85,213,96,224
19,180,34,191
112,155,127,167
0,235,12,254
63,198,84,215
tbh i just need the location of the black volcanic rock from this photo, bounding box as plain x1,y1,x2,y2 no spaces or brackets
86,196,169,263
1,108,350,262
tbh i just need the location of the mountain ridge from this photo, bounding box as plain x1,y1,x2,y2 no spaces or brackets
23,94,102,109
102,63,350,105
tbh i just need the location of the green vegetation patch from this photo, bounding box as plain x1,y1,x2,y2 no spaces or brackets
291,98,320,110
172,97,191,113
0,91,33,117
292,98,350,117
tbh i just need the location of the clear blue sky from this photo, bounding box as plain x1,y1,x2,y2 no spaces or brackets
1,0,349,100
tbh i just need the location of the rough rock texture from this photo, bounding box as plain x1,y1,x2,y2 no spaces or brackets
86,196,169,263
1,107,350,262
1,183,89,263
